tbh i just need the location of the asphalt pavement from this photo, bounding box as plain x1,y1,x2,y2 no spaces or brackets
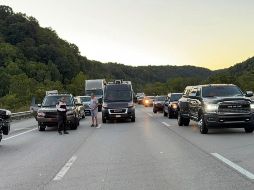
1,105,254,190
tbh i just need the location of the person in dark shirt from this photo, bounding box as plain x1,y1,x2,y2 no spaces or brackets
56,97,69,135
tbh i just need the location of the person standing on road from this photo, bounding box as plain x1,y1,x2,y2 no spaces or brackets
56,97,69,135
90,94,99,128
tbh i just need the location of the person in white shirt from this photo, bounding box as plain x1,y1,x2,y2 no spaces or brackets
56,97,69,135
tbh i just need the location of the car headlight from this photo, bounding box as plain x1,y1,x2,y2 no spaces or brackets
205,104,218,113
37,112,45,117
66,110,74,115
6,110,12,116
128,102,134,108
102,103,108,108
250,104,254,110
172,104,178,109
144,100,149,104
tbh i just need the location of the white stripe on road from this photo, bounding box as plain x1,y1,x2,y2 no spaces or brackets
161,122,171,127
2,128,37,141
146,113,153,117
211,153,254,180
53,155,77,181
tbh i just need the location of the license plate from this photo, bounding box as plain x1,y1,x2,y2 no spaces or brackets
116,115,121,118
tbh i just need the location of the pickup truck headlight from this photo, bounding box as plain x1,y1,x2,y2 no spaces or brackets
171,103,178,109
128,102,135,108
37,112,45,117
102,103,108,108
205,104,218,113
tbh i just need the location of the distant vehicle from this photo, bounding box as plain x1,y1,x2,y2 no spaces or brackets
102,80,135,123
153,96,166,113
46,90,58,95
143,96,155,107
74,97,86,119
163,93,183,118
136,92,145,104
85,79,106,111
36,93,80,131
0,109,11,142
178,84,254,134
75,96,91,116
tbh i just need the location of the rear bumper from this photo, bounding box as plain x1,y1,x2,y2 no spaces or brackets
204,113,254,128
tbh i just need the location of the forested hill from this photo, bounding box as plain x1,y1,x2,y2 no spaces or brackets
0,5,253,111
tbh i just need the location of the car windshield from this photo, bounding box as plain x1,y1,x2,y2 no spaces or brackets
155,96,166,101
42,96,73,107
170,94,182,101
202,86,243,97
85,89,103,96
104,90,132,102
80,97,91,102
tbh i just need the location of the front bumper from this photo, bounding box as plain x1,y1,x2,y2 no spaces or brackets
37,115,76,127
102,107,135,120
154,104,163,110
204,113,254,128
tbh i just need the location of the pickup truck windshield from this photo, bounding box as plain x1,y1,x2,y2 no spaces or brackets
104,90,132,102
202,86,243,97
42,96,73,107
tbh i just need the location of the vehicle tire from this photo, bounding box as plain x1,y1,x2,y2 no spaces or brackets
38,124,46,131
0,133,2,142
153,108,157,113
199,116,208,134
163,110,167,117
244,128,254,133
70,122,78,130
177,112,184,126
131,117,135,122
102,118,106,123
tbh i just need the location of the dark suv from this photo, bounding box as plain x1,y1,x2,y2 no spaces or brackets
36,94,80,131
153,96,166,113
163,93,183,118
178,84,254,134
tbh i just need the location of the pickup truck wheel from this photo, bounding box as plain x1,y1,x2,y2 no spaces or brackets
244,128,254,133
70,122,78,130
38,124,46,131
199,117,208,134
177,112,184,126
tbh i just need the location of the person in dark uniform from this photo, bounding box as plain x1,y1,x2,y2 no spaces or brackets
56,97,69,135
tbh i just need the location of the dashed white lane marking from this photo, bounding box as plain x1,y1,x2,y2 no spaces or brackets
211,153,254,180
53,155,77,181
2,128,37,141
146,113,153,117
161,122,170,127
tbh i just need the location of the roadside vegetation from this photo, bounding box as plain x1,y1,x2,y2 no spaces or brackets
0,5,254,112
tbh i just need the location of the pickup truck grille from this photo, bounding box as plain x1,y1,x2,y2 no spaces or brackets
218,103,250,114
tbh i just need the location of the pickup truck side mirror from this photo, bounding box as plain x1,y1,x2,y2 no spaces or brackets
246,91,253,97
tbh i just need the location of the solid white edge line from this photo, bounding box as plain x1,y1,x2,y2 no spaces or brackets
2,128,37,141
161,122,170,127
53,155,77,181
211,153,254,180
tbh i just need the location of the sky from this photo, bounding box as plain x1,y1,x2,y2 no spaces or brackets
1,0,254,70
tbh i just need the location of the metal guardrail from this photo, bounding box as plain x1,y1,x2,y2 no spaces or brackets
11,111,32,120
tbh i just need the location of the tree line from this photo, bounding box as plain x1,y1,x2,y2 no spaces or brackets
0,5,254,111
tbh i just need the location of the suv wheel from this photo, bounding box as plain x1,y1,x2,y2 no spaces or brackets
168,109,172,118
183,118,190,126
244,128,254,133
153,108,157,113
199,116,208,134
38,124,46,131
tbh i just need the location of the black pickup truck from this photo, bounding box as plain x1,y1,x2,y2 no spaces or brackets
178,84,254,134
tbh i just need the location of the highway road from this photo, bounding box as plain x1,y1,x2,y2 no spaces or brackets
1,105,254,190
